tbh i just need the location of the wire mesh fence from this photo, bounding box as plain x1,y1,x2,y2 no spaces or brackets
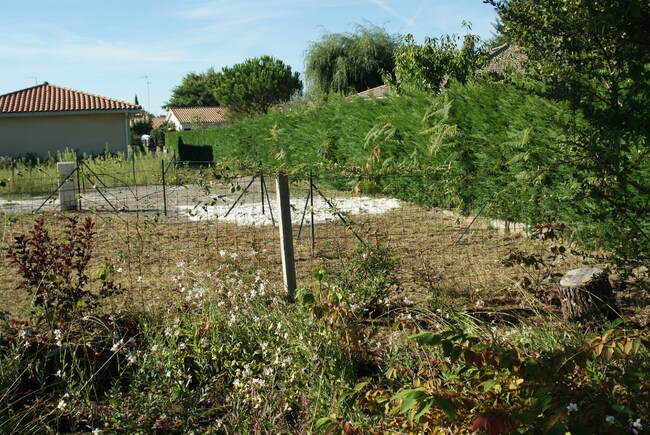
1,159,536,317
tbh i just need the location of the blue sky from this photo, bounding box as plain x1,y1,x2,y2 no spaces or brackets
0,0,498,115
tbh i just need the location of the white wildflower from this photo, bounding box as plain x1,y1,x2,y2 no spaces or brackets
176,261,185,268
117,267,123,273
151,344,159,352
233,379,241,387
263,367,273,376
92,429,101,435
605,416,615,425
127,354,137,365
567,403,578,413
231,252,238,260
110,339,123,352
57,399,67,410
633,419,643,430
219,250,226,257
54,329,63,346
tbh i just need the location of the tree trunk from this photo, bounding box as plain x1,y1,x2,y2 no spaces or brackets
558,267,616,322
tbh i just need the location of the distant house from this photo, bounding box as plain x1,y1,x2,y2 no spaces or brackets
151,116,168,130
482,44,527,78
0,82,141,157
355,84,391,99
166,106,229,131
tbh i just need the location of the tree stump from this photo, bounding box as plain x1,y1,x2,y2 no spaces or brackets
558,267,616,322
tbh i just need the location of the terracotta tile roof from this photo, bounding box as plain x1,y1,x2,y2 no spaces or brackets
0,82,141,114
355,84,391,99
168,106,229,124
151,116,167,129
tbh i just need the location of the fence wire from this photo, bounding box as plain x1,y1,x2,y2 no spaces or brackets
1,161,535,317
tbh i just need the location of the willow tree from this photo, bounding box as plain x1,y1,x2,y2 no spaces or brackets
304,25,399,95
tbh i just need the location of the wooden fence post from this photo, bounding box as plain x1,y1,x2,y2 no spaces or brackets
276,171,297,302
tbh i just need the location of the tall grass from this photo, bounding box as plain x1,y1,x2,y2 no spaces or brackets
0,148,171,199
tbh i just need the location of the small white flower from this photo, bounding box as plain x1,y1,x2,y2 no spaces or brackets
233,379,241,387
137,275,142,283
127,354,137,365
230,252,239,260
216,418,223,428
151,344,159,352
110,339,123,352
263,367,273,376
165,371,172,378
116,267,123,273
219,250,226,257
164,327,173,337
179,343,187,351
92,428,101,435
633,419,643,430
176,261,185,268
567,402,578,413
605,415,615,425
57,399,67,410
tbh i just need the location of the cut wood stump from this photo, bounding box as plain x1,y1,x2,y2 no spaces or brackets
558,267,616,322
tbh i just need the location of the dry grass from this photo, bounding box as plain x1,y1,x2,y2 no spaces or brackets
2,201,648,325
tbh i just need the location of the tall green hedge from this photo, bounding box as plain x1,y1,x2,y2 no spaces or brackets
165,81,648,263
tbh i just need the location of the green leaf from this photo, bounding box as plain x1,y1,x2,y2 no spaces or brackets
315,415,338,432
546,423,568,435
415,398,434,419
434,394,457,420
481,378,498,392
411,331,442,347
394,388,428,414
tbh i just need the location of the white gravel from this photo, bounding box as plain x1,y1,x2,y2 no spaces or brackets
179,196,402,226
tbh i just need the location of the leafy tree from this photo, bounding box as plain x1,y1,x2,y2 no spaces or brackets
304,25,399,95
485,0,650,263
212,55,302,115
393,32,483,92
165,68,221,108
150,120,175,149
